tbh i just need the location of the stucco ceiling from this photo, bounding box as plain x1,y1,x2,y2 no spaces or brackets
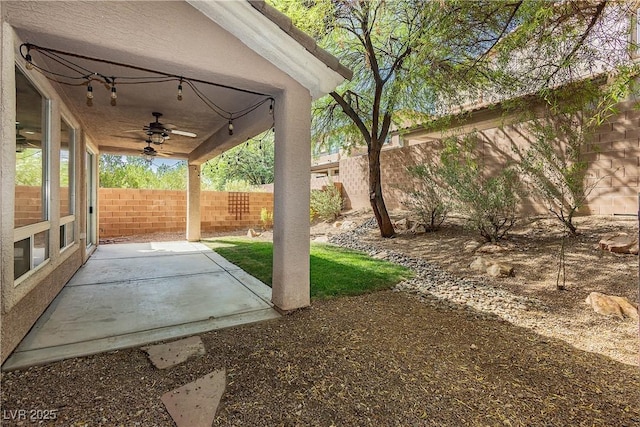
4,0,348,164
22,43,271,160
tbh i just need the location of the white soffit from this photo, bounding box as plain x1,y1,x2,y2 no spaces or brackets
187,0,346,99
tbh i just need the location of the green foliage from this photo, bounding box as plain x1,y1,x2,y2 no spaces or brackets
223,179,254,193
202,131,274,191
510,104,601,235
15,149,43,186
204,238,414,299
403,163,449,231
260,208,273,230
99,155,186,189
437,134,520,242
310,184,343,221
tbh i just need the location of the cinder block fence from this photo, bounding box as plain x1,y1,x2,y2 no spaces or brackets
98,188,274,237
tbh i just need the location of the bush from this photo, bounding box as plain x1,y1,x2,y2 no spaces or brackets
223,179,253,192
310,184,343,221
438,134,520,242
260,208,273,230
403,163,449,231
514,113,595,236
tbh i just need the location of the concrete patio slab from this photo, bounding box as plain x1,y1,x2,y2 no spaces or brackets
162,370,226,427
2,241,278,371
90,241,212,260
142,336,206,369
67,253,224,286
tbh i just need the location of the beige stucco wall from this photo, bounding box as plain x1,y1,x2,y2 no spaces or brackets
339,102,640,217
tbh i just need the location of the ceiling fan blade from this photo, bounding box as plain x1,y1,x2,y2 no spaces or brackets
170,129,197,138
124,129,145,133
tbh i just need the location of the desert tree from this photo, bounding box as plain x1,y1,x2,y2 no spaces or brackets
271,0,639,237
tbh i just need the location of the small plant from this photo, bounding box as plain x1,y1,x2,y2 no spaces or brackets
403,163,448,231
310,183,343,221
437,133,521,242
514,113,600,236
260,208,273,230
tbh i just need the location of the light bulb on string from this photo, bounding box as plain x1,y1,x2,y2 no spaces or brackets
110,81,117,106
269,99,274,115
86,83,94,107
228,119,234,136
177,79,183,101
25,51,34,70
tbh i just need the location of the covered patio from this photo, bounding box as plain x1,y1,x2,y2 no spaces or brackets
3,240,279,371
1,0,351,366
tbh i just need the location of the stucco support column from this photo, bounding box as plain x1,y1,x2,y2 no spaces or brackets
272,88,311,311
186,163,201,242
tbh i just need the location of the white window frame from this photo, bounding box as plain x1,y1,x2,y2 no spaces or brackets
60,121,76,252
14,69,52,285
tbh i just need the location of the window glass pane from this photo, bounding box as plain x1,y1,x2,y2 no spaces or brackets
14,238,31,280
59,223,74,249
66,221,75,246
33,230,49,268
60,120,74,217
15,67,46,228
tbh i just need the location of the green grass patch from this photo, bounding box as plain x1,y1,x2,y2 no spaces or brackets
203,238,414,299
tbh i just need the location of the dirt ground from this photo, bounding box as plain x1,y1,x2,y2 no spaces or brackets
2,212,638,426
350,212,640,367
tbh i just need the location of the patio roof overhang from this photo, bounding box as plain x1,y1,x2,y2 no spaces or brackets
3,0,349,163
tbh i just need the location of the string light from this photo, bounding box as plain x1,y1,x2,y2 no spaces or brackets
86,82,93,107
19,43,278,151
110,79,117,106
25,49,34,70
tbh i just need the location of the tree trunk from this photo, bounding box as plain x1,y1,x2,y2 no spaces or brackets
368,147,395,238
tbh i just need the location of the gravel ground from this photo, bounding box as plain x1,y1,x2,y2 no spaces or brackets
1,292,639,426
2,213,639,426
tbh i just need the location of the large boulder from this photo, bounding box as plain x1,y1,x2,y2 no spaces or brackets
469,257,514,277
476,244,506,254
469,256,488,272
393,218,412,231
598,232,639,255
486,263,515,278
585,292,639,320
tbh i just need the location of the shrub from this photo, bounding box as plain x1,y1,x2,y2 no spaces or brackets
260,208,273,230
403,163,449,231
223,179,253,192
438,134,521,242
513,113,597,236
310,184,343,221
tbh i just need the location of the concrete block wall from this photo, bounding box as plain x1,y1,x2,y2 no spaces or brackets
339,102,640,217
14,186,70,228
98,188,274,237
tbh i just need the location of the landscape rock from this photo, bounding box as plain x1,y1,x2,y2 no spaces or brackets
313,235,329,243
476,244,506,254
161,370,226,427
141,336,206,369
340,220,356,230
247,229,260,238
394,218,411,231
463,240,483,253
486,263,514,278
372,251,389,260
585,292,639,320
333,221,343,229
598,233,639,255
469,257,488,272
410,223,427,234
